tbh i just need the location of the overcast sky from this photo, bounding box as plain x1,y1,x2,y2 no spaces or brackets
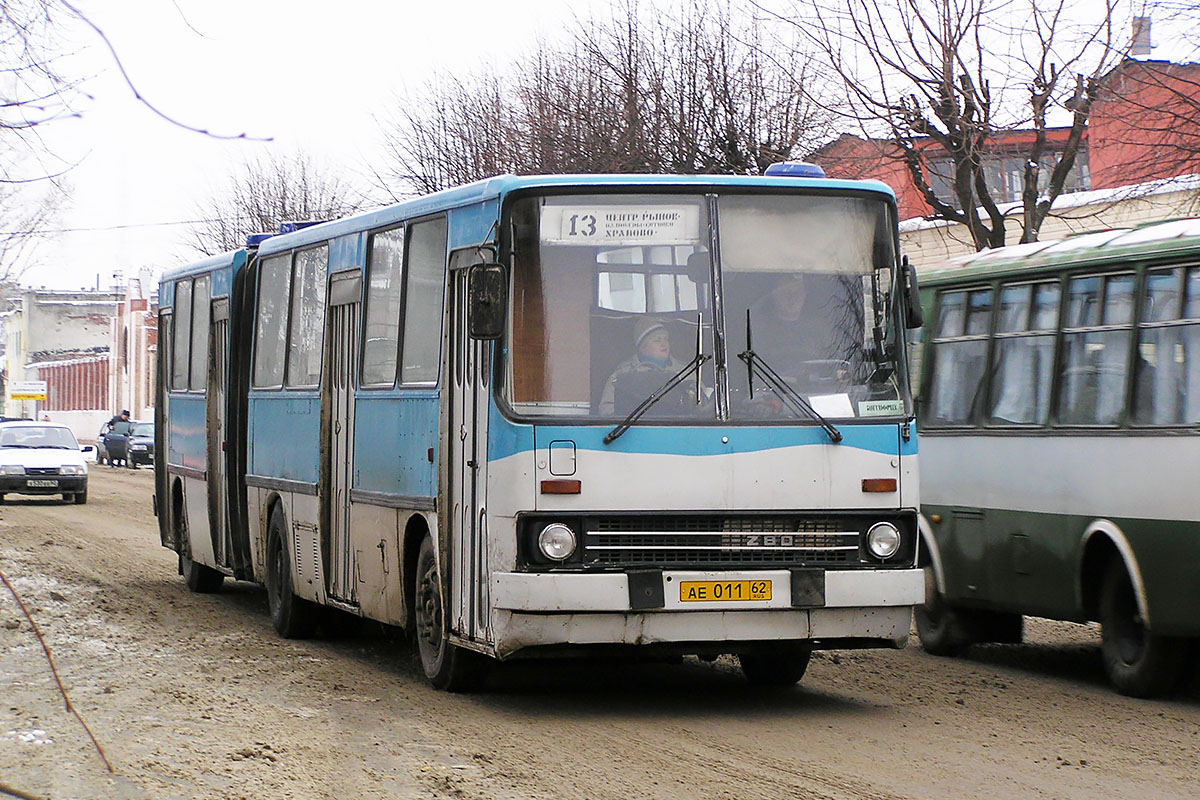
19,0,1195,294
26,0,620,293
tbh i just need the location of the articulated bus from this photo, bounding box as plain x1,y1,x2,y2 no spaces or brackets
156,169,925,690
914,218,1200,697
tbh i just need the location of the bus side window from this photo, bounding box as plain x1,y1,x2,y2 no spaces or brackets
172,278,193,391
400,218,448,385
253,254,292,389
927,288,991,425
362,227,404,388
1133,266,1200,425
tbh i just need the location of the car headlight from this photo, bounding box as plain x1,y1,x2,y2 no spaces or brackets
537,523,578,562
866,522,902,559
1,465,25,475
59,465,86,475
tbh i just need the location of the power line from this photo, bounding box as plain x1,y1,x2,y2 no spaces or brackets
0,217,233,236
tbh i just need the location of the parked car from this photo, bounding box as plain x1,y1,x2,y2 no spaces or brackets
0,421,89,504
127,421,155,468
95,423,111,465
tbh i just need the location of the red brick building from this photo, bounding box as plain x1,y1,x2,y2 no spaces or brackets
812,59,1200,221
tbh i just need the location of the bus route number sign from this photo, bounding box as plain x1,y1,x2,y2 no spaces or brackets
679,579,772,602
546,205,699,246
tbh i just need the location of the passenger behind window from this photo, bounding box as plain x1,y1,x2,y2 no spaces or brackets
598,317,689,415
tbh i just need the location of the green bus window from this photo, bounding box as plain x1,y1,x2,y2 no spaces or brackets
928,288,991,425
989,281,1058,425
1058,273,1133,425
1134,267,1200,425
253,254,292,388
362,228,404,387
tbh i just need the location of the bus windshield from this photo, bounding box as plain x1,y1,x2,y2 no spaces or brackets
503,191,908,423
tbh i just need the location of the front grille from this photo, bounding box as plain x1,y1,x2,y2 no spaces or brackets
26,467,61,476
584,516,861,568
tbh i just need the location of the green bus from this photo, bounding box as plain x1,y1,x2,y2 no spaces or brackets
913,218,1200,697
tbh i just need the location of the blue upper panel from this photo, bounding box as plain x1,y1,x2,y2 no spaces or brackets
159,249,247,307
487,408,916,461
254,174,898,258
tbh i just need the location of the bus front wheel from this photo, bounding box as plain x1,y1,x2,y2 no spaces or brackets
737,644,811,686
266,508,317,639
414,535,488,692
1099,560,1186,697
914,565,972,656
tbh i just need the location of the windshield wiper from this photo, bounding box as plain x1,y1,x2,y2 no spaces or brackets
605,314,710,445
603,353,711,444
739,310,842,444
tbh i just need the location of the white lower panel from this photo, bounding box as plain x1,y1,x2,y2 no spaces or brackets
491,568,922,612
182,476,215,567
491,606,912,658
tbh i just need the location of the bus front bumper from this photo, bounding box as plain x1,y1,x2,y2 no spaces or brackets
488,568,922,658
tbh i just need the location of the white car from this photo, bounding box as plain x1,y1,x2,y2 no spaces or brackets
0,421,89,504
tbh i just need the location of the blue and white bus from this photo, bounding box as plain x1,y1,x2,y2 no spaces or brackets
156,170,925,690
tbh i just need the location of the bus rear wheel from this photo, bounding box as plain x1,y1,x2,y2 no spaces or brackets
414,535,488,691
1099,560,1186,697
266,507,317,639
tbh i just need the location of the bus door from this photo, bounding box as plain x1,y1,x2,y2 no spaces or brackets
449,267,492,643
207,299,232,568
322,271,361,605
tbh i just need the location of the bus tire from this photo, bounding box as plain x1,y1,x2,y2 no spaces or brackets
414,535,488,692
181,552,224,593
266,507,317,639
914,565,972,656
737,644,811,686
1099,560,1186,698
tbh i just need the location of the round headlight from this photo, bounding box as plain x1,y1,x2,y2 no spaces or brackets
866,522,902,559
537,523,577,562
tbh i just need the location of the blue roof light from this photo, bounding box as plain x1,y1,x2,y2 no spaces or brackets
279,220,327,234
245,233,273,248
764,161,826,178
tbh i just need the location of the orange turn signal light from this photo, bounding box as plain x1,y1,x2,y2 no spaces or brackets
861,478,897,493
541,479,581,495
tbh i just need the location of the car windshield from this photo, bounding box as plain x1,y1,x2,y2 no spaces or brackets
132,423,154,436
0,426,79,449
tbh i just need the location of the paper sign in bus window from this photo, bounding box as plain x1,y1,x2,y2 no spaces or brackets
541,205,701,246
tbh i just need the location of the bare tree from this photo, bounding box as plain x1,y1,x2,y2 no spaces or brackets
187,152,364,256
0,178,66,285
768,0,1144,248
372,0,834,198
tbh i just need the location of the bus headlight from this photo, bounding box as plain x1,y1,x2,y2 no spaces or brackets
866,522,902,560
537,523,577,562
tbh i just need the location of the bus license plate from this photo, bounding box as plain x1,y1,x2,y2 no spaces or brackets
679,580,772,602
27,479,57,488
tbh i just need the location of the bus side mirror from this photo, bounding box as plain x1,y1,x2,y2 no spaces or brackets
468,263,506,340
901,256,923,329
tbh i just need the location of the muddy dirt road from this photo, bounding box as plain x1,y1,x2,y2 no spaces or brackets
2,468,1198,800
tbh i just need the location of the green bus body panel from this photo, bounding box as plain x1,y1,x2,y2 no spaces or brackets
923,506,1200,636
